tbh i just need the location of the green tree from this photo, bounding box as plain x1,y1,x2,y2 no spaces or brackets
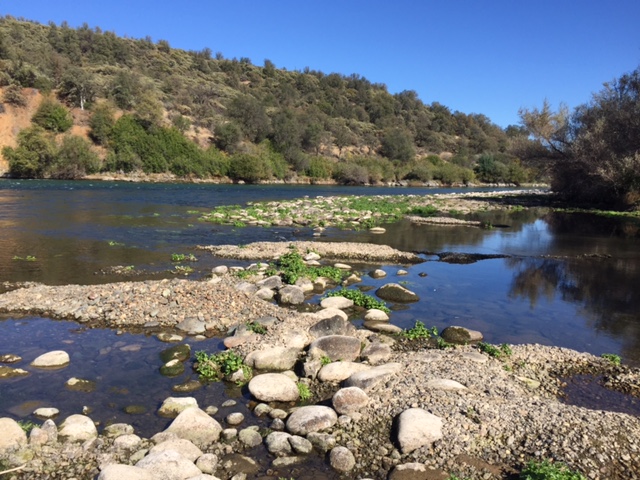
380,127,415,162
57,67,96,110
32,98,73,132
228,153,271,183
227,94,270,142
49,135,101,178
89,102,116,145
213,122,242,151
3,126,56,177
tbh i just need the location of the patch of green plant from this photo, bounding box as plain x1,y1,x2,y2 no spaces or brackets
171,253,197,262
13,255,37,261
477,342,512,359
233,220,246,227
436,337,454,350
123,265,135,271
172,265,193,274
320,355,332,366
480,221,494,229
18,419,38,434
403,321,438,340
449,209,462,216
520,459,586,480
601,353,621,366
234,269,255,280
297,382,311,401
408,204,438,217
108,240,125,246
326,288,390,313
246,321,267,335
194,350,251,383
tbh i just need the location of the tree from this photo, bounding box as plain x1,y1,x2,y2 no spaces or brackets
32,98,73,132
49,135,101,178
226,94,270,143
380,127,415,162
58,67,96,110
89,102,115,145
3,126,56,177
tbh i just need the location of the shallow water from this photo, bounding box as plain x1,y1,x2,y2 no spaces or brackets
1,179,639,435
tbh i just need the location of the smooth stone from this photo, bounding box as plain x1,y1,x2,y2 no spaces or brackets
388,463,449,480
396,408,443,454
440,326,484,344
332,387,369,415
113,434,142,451
255,287,275,300
33,407,59,419
172,380,203,393
425,378,468,391
124,405,147,415
312,308,348,322
370,269,387,278
256,275,283,290
165,407,223,447
223,334,258,349
160,344,191,363
98,464,156,480
226,412,244,426
136,450,202,479
58,414,98,443
397,269,409,276
176,318,206,335
31,350,70,368
334,263,352,270
65,377,97,392
304,252,321,261
363,321,403,334
265,431,292,456
317,362,371,383
151,438,203,462
0,365,29,378
195,453,219,474
295,277,314,293
343,274,361,285
245,347,300,371
363,309,390,322
281,331,310,349
103,423,135,438
248,373,299,402
158,397,198,418
288,435,313,454
0,418,27,451
308,335,362,362
157,333,184,343
343,363,402,390
212,265,228,275
360,342,392,365
329,446,356,472
238,428,262,448
277,285,305,305
286,405,338,435
0,354,21,363
320,296,354,310
375,283,420,303
369,227,386,234
308,316,357,339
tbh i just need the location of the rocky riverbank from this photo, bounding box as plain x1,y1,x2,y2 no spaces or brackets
1,243,640,479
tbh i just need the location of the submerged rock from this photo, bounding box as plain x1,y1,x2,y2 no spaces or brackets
375,283,419,303
31,350,70,368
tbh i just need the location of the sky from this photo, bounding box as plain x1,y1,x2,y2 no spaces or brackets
2,0,639,127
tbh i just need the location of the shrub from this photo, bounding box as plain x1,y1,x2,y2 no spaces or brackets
49,135,101,179
326,288,390,313
520,459,586,480
3,126,56,178
306,156,334,179
228,153,271,183
32,98,73,132
2,84,26,106
89,103,115,145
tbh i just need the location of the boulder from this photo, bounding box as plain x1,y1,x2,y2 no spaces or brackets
320,296,354,310
176,317,206,335
308,316,356,339
329,446,356,472
0,418,27,452
396,408,443,454
295,278,314,293
307,432,336,452
312,308,348,322
265,431,292,456
195,453,219,474
363,321,403,334
33,407,59,419
332,387,369,415
103,423,135,438
248,373,299,402
150,438,203,462
363,309,390,322
238,428,262,448
160,344,191,363
160,359,185,377
370,269,387,278
343,363,402,390
245,346,299,371
361,342,392,364
58,414,98,443
0,366,29,379
158,397,198,418
211,265,228,275
288,435,313,454
255,287,275,300
165,407,222,447
318,362,371,383
440,326,483,344
113,434,142,451
308,335,361,362
277,285,305,305
256,275,283,290
98,464,156,480
31,350,70,368
425,378,468,391
286,405,337,435
136,450,202,479
375,283,419,303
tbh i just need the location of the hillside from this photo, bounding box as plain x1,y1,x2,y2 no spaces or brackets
0,15,534,184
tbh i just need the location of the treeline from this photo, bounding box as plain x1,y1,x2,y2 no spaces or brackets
0,16,534,184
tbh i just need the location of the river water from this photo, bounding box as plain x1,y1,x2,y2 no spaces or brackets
1,179,639,439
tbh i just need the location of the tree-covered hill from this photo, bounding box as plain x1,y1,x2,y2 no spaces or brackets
0,15,533,184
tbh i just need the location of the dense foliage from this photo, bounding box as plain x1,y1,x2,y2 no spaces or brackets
0,16,533,183
517,66,640,208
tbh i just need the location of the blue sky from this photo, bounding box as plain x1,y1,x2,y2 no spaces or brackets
3,0,639,127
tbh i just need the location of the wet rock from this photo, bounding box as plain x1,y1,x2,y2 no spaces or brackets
320,296,354,309
396,408,443,454
332,387,369,415
334,263,352,270
172,379,203,393
265,431,292,456
103,423,135,438
397,269,409,275
0,354,21,363
308,335,362,362
151,438,203,462
176,317,206,335
157,333,184,343
165,407,223,447
370,269,387,278
318,361,371,383
245,346,299,371
343,363,402,390
226,412,245,426
363,321,403,334
286,405,338,435
361,342,392,364
369,227,386,234
0,365,29,378
248,373,299,402
33,407,59,419
277,285,305,305
160,344,191,363
375,283,419,303
364,309,390,322
329,446,355,472
98,464,156,480
58,414,98,443
295,277,314,293
343,273,361,285
0,417,27,451
158,397,198,418
124,405,147,415
136,450,202,479
65,377,97,392
31,350,70,368
160,359,186,377
308,316,357,339
440,326,483,344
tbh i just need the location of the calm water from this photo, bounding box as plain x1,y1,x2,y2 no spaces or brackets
1,179,639,437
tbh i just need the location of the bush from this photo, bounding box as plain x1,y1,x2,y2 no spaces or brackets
49,135,101,179
3,126,56,178
2,84,26,106
306,156,334,179
333,162,369,185
228,153,271,183
89,103,115,145
32,98,73,132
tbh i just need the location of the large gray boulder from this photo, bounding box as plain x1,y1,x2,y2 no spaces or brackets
396,408,443,454
165,407,222,447
343,363,402,390
332,387,369,415
58,414,98,443
286,405,337,435
329,446,356,472
176,317,206,335
265,431,292,456
308,316,357,339
136,450,202,479
375,283,419,303
320,296,354,310
440,326,483,344
308,335,361,362
256,275,283,290
0,418,27,452
277,285,305,305
31,350,70,368
248,373,299,402
317,361,370,383
244,346,299,371
360,342,392,364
